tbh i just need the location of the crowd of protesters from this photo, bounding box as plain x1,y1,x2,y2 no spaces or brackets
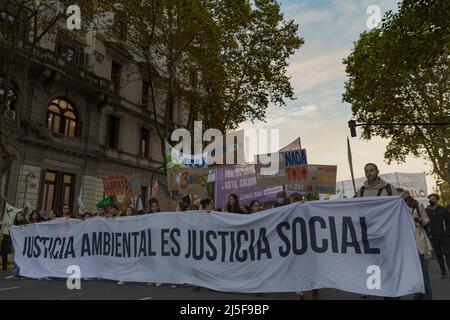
0,162,449,299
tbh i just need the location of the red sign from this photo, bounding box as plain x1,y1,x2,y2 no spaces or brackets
103,175,127,196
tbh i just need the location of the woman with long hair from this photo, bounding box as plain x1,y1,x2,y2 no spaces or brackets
124,206,135,216
29,210,44,223
226,194,244,214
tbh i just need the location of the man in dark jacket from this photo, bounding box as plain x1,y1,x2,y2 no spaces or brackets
426,194,450,279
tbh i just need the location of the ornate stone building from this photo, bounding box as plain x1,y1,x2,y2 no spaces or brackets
0,12,189,215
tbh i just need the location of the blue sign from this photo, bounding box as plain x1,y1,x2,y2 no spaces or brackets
283,149,308,166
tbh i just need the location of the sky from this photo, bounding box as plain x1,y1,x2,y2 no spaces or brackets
238,0,437,193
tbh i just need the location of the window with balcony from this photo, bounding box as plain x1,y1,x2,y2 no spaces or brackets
47,98,78,137
55,40,88,69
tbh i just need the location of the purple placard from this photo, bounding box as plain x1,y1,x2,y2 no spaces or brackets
215,165,284,209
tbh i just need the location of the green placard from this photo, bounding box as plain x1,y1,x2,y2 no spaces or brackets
96,197,112,209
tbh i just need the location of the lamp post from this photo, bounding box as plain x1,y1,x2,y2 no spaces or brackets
348,121,450,138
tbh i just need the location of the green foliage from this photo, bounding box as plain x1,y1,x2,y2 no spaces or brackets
343,0,450,183
101,0,303,131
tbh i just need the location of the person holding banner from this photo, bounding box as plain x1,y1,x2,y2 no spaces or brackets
274,191,289,208
176,201,189,212
97,205,106,217
289,193,320,300
225,194,245,214
5,212,28,279
355,163,402,198
61,204,74,219
105,205,119,218
148,198,161,213
47,211,55,221
397,188,433,300
250,200,263,213
288,193,304,204
200,198,214,211
82,212,93,220
29,210,45,224
123,207,135,217
356,163,408,300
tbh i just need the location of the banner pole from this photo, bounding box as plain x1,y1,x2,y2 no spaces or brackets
347,137,357,196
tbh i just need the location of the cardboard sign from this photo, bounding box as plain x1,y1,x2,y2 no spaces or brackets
128,174,142,196
103,176,127,196
168,167,209,195
256,164,337,194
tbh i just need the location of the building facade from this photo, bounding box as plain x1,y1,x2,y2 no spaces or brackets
0,14,189,215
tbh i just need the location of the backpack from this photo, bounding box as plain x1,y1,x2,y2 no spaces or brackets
360,183,392,197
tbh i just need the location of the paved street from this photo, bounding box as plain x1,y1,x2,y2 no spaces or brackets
0,259,448,300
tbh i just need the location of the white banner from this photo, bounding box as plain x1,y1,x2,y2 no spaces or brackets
11,197,423,297
337,173,428,205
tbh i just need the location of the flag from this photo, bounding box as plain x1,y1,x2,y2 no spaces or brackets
165,141,182,169
347,137,357,195
77,189,85,215
165,140,208,169
279,137,302,152
136,197,144,212
1,203,22,235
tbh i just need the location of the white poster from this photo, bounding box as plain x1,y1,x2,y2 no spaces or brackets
337,173,428,204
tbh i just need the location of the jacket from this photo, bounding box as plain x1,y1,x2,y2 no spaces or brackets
425,205,450,238
355,178,401,197
412,204,433,255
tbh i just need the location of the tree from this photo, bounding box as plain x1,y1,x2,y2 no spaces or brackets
343,0,450,185
103,0,302,174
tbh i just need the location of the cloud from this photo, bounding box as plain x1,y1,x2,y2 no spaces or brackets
290,10,335,27
288,49,349,91
239,104,319,131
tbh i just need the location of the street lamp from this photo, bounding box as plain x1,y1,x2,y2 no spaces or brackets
348,120,450,138
348,120,357,138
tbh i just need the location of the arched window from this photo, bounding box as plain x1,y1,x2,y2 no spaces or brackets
47,98,78,137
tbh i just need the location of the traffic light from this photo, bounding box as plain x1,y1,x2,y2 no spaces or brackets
348,120,357,137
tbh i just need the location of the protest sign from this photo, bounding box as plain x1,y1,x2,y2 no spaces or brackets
103,176,127,196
